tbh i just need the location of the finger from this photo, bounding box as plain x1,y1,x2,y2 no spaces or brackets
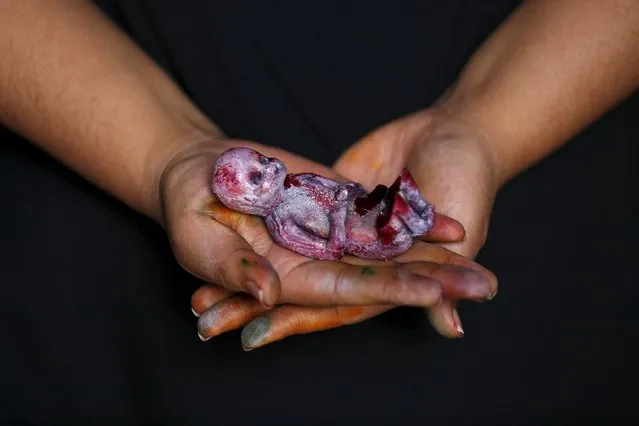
240,304,392,351
190,284,233,317
197,294,270,341
427,301,464,339
280,261,443,308
401,262,493,302
173,198,281,307
397,242,498,300
420,213,466,243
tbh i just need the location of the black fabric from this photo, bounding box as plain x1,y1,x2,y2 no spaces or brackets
1,1,637,425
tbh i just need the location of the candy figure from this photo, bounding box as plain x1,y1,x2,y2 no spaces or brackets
212,147,435,261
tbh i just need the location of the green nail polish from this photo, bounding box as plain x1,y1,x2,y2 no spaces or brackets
361,266,376,277
241,316,270,349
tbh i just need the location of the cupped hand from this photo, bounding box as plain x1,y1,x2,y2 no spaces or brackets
333,108,501,337
191,239,496,350
159,135,496,347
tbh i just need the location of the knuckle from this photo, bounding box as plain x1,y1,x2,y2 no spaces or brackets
332,265,351,302
199,256,224,283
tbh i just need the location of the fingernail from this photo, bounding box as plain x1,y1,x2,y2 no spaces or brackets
241,316,270,350
257,288,267,308
246,280,263,302
197,306,222,340
247,280,273,308
452,309,464,336
198,332,210,342
191,307,200,318
487,290,497,301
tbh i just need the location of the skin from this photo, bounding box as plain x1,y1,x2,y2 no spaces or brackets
211,147,435,261
2,0,638,349
0,0,495,344
195,0,639,347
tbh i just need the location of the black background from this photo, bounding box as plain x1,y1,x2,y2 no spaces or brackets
1,1,637,425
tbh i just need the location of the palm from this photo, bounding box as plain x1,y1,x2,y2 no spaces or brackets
334,110,497,259
170,135,497,348
333,109,500,336
165,139,480,305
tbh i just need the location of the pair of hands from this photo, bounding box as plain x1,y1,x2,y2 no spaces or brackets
159,108,500,350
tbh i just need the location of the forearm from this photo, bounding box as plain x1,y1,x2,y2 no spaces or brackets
442,0,639,185
0,0,220,223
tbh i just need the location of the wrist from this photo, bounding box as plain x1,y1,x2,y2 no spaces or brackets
146,126,227,227
406,109,500,258
420,108,502,191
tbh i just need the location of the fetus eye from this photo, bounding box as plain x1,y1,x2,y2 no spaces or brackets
259,156,269,165
249,171,263,185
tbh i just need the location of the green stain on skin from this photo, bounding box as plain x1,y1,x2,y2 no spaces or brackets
240,258,252,268
361,266,376,277
241,316,270,349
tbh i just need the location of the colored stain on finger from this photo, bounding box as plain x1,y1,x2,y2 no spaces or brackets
361,266,376,277
283,306,379,335
240,258,254,268
241,316,270,349
199,197,220,212
315,306,367,329
199,197,247,229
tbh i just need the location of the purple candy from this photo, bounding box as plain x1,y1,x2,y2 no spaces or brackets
212,147,434,261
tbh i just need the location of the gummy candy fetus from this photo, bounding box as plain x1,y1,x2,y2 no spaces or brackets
211,147,435,261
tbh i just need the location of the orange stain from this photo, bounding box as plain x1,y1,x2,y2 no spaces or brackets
307,306,367,331
198,197,251,230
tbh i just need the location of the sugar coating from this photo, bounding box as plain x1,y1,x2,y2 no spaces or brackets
211,147,435,261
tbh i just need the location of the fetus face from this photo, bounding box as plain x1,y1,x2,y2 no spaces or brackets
212,147,287,216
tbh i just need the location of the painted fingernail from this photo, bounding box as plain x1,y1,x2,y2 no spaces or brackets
191,307,200,318
241,316,270,350
452,309,464,336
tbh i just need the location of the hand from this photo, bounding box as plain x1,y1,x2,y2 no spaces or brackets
190,215,494,350
159,134,496,347
333,108,500,337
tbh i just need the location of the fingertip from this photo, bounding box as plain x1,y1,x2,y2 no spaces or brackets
467,267,498,301
466,268,493,299
241,315,271,350
452,308,464,337
426,302,464,339
423,214,466,243
236,253,281,307
486,270,499,300
262,265,282,307
196,309,216,338
248,270,281,308
190,284,230,314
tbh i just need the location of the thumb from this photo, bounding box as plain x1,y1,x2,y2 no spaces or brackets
169,197,281,308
